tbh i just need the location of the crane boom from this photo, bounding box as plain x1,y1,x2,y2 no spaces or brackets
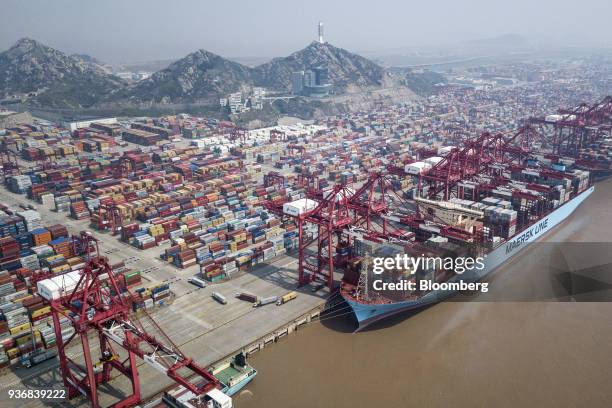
40,232,221,408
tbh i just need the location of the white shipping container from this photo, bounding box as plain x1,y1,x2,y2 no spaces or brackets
283,198,318,217
37,271,82,301
423,156,444,166
437,146,455,155
404,161,432,175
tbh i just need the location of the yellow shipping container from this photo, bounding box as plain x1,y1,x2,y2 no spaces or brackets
67,257,82,266
31,306,51,319
233,233,246,242
16,294,34,304
10,322,31,336
52,264,70,274
237,255,251,264
46,255,63,263
16,332,41,346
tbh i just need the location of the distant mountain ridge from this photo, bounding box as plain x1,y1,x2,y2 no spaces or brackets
0,38,398,110
252,41,386,93
116,41,389,105
0,38,125,108
113,49,254,105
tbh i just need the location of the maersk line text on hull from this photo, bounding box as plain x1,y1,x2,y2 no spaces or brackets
505,218,549,255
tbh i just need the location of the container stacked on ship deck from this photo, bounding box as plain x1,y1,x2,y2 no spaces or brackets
481,198,518,239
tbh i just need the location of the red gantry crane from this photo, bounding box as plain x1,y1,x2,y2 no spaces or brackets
229,126,248,145
94,201,124,235
263,171,286,189
42,232,219,408
282,172,417,291
276,125,545,291
293,184,354,289
0,142,20,181
420,126,539,200
296,174,322,198
269,129,287,142
530,96,612,164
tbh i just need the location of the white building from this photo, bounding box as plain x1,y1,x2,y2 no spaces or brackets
62,117,118,132
253,87,265,98
229,92,245,114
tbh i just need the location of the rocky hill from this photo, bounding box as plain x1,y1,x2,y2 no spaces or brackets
252,41,386,93
113,49,254,105
0,38,408,116
119,42,388,104
0,38,124,108
70,53,114,75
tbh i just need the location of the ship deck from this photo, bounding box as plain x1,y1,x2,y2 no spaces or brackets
215,364,254,386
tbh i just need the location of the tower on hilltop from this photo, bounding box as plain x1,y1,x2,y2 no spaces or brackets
318,22,325,44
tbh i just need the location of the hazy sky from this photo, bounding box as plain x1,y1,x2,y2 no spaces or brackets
1,0,610,63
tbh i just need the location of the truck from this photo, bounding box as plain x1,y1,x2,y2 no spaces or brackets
188,277,207,288
212,292,227,305
235,292,258,303
276,291,297,306
20,349,57,368
253,296,278,308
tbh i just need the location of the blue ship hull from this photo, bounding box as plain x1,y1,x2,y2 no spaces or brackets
343,186,595,330
222,369,257,396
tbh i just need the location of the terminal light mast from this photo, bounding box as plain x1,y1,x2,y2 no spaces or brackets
318,21,324,44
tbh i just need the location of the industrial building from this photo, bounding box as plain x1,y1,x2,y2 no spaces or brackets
292,65,331,97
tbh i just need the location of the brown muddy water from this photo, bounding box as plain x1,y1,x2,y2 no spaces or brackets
235,179,612,408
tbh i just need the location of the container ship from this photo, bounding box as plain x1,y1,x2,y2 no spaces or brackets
338,162,594,330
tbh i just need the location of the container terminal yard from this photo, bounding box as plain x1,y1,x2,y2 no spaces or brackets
0,58,609,407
